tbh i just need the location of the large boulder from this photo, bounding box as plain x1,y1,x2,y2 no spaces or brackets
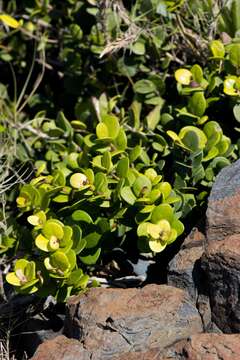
202,159,240,332
63,284,202,359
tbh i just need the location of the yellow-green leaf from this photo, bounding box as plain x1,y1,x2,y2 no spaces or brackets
174,69,192,85
0,14,20,29
6,273,21,286
210,40,225,58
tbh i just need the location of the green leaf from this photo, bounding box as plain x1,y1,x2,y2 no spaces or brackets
50,251,69,272
35,234,50,252
209,40,225,58
96,122,109,139
70,173,88,189
56,111,73,138
133,79,156,94
72,225,86,254
216,135,230,155
171,218,184,236
203,146,219,162
132,175,152,197
0,14,20,28
137,222,149,237
25,261,36,281
233,104,240,122
67,269,83,286
203,121,223,148
129,145,142,162
72,210,93,223
94,172,108,193
151,204,174,224
84,231,101,248
229,44,240,68
179,126,207,151
146,105,162,130
114,128,127,150
6,273,21,286
175,68,192,85
102,151,112,172
157,182,172,199
191,64,203,83
120,186,136,205
130,101,142,129
132,41,146,55
80,248,101,265
102,114,120,139
223,76,239,96
116,157,129,178
188,92,207,117
43,220,64,239
53,194,69,203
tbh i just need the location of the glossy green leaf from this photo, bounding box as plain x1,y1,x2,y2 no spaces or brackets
116,157,129,178
175,68,192,85
210,40,225,58
229,44,240,68
132,175,152,197
151,204,173,224
72,210,93,223
120,186,136,205
191,64,203,83
188,92,206,117
133,79,156,94
80,248,101,265
233,104,240,122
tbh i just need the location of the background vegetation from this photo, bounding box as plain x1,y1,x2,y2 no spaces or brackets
1,0,240,339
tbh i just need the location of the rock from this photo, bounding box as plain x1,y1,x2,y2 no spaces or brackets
31,335,91,360
64,284,203,359
202,159,240,332
168,228,212,331
168,227,205,300
112,349,162,360
202,234,240,332
32,333,240,360
161,333,240,360
31,337,163,360
207,159,240,241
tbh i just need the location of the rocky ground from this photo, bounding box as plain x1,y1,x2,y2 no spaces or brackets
6,159,240,360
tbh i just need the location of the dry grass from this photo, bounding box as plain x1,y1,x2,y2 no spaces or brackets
99,0,150,58
99,0,231,63
0,339,28,360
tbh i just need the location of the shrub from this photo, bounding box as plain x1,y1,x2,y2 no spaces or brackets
1,1,240,301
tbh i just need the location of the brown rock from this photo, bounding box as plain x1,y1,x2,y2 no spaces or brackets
202,234,240,332
206,159,240,242
32,333,240,360
202,160,240,332
162,333,240,360
112,349,162,360
168,228,205,300
168,228,212,331
31,335,91,360
64,284,203,359
184,334,240,360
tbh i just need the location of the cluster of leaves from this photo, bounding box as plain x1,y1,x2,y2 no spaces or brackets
2,0,240,301
5,101,185,300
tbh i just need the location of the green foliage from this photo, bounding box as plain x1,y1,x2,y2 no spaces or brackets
1,0,240,302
